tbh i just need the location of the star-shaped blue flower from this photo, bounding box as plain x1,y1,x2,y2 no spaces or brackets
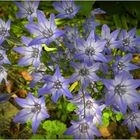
53,0,80,19
112,53,139,74
119,28,140,53
15,0,40,22
74,30,107,65
0,65,8,83
0,18,11,45
38,66,73,103
14,92,50,134
70,62,100,87
0,49,11,65
123,110,140,133
65,116,101,139
70,92,105,126
13,36,42,67
101,24,120,54
25,11,63,46
102,71,140,114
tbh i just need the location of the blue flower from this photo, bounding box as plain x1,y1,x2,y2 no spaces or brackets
28,63,48,88
53,0,80,19
64,116,101,139
0,49,11,64
71,93,105,125
83,17,99,36
101,24,120,54
25,11,63,46
0,65,8,83
14,92,50,134
123,110,140,133
91,8,106,16
102,71,140,114
119,28,140,53
15,0,40,22
112,54,139,74
74,30,107,64
13,36,42,67
0,18,11,45
70,62,100,87
30,72,44,88
64,25,80,44
38,66,73,103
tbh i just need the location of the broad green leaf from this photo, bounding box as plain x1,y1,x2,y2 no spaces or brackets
75,1,95,16
102,117,110,127
103,112,110,118
116,112,124,121
42,120,67,139
66,103,77,112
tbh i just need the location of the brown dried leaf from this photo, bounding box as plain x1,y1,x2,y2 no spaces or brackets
21,71,33,81
99,127,111,137
17,89,27,98
5,80,14,93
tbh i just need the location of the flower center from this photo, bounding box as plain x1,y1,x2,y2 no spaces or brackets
105,40,110,48
32,48,39,58
26,7,34,15
85,48,95,56
129,113,138,121
65,7,73,15
42,29,53,39
79,122,89,133
53,80,62,90
114,84,126,96
0,53,4,61
117,61,125,70
85,100,93,109
79,68,89,76
0,27,6,36
32,103,41,113
123,38,130,47
0,66,4,73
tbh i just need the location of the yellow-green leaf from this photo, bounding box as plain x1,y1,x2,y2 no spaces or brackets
69,81,78,92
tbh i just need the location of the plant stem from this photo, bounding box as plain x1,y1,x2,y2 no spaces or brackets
82,88,86,118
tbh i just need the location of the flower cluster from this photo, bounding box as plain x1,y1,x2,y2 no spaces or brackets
0,0,140,138
0,18,11,83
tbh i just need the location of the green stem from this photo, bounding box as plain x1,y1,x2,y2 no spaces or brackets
82,88,86,118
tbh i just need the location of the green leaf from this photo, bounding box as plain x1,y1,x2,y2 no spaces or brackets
113,14,122,28
29,134,45,139
103,112,110,118
121,15,128,30
102,117,110,127
96,81,103,86
136,29,140,35
66,103,78,112
42,44,57,52
116,112,123,121
75,1,95,16
42,120,67,139
96,85,103,91
69,81,78,92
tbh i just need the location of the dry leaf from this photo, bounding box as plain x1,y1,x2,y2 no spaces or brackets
17,89,27,98
99,127,111,137
21,71,33,81
5,80,14,93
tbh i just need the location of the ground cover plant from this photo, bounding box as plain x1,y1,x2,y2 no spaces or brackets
0,0,140,139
